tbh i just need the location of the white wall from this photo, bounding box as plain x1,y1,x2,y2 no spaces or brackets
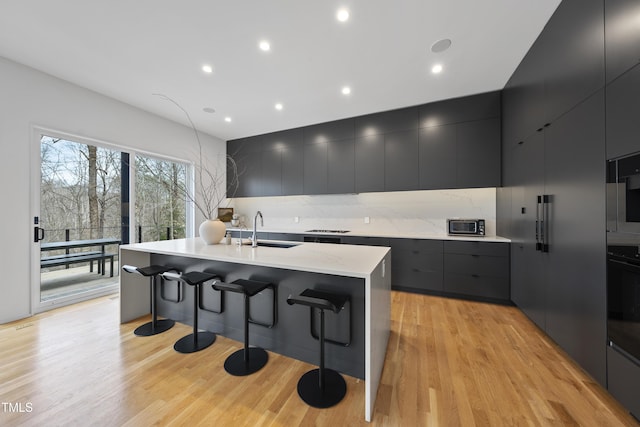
0,56,225,323
231,187,497,236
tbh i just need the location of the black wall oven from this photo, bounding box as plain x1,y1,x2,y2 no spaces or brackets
607,153,640,364
607,242,640,361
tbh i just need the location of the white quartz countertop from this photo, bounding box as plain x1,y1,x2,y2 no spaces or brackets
227,227,511,243
121,238,390,278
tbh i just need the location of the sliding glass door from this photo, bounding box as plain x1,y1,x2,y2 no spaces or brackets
32,129,192,313
36,134,122,309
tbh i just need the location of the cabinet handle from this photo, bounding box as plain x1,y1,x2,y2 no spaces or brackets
471,274,480,278
542,194,550,253
535,195,542,251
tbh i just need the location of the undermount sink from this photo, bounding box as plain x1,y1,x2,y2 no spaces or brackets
255,241,300,248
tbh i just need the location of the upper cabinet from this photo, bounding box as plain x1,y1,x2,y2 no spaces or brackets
605,0,640,84
542,0,605,124
228,91,501,198
502,0,604,147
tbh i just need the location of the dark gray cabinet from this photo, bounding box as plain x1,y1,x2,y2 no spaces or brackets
328,139,355,194
443,241,510,301
384,130,419,191
261,147,282,196
543,90,606,385
606,63,640,159
389,239,443,293
501,0,604,145
227,137,263,198
354,106,419,138
503,91,607,386
542,0,604,125
228,91,501,197
303,141,328,195
355,134,385,193
501,39,547,146
509,131,546,330
605,0,640,84
418,117,501,190
418,124,456,190
456,118,501,188
419,91,500,128
341,236,390,247
281,136,304,196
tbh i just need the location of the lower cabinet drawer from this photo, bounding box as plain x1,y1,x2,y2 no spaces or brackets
444,254,509,278
393,269,443,292
443,273,510,300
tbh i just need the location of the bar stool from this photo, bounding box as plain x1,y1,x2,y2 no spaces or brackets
162,271,218,353
122,264,177,336
212,279,275,376
287,289,350,408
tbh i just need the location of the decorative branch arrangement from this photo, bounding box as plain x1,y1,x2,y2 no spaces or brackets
152,94,239,220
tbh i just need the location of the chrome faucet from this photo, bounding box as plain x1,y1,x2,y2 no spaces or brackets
252,211,263,247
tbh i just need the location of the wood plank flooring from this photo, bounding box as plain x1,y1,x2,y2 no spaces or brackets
0,291,637,426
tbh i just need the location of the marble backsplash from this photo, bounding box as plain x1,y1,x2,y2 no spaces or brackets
228,188,497,236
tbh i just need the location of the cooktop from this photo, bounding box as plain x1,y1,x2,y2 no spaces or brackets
305,229,350,234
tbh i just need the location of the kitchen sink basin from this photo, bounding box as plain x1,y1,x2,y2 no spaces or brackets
255,241,300,248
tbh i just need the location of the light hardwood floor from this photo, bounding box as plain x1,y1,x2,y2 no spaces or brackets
0,291,637,426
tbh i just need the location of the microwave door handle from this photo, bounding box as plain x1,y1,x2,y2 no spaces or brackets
535,195,542,251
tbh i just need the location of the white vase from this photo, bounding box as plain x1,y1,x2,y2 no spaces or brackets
199,219,226,245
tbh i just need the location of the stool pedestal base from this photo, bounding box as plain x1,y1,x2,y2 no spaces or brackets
224,347,268,376
297,368,346,408
174,331,216,354
134,319,175,337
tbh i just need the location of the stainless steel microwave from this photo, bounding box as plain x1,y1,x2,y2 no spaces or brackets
447,219,485,236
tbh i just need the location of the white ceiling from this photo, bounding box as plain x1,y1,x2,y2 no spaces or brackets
0,1,561,141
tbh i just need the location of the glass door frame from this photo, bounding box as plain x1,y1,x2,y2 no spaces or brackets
30,125,195,314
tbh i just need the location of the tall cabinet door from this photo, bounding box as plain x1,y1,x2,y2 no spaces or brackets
510,131,547,330
543,90,606,385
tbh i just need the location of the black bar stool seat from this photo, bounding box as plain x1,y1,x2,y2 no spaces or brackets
163,271,218,354
287,289,350,409
213,278,273,376
122,264,176,336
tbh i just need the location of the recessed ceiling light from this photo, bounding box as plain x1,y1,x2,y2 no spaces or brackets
337,8,350,22
341,86,351,95
224,117,232,123
431,64,443,74
203,107,215,113
202,64,213,74
431,38,452,53
259,40,271,51
275,103,283,111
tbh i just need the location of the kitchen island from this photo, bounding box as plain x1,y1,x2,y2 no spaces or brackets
119,237,391,422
